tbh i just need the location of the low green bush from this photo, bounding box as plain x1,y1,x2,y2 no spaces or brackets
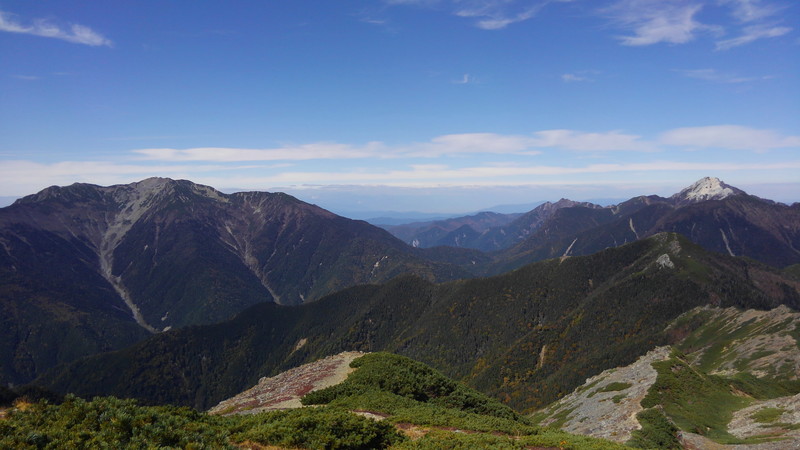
231,407,404,449
0,395,233,449
0,395,403,449
627,408,681,449
302,352,518,420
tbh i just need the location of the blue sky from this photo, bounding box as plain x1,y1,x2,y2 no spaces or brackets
1,0,798,214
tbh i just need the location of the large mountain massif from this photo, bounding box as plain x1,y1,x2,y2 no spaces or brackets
0,178,472,385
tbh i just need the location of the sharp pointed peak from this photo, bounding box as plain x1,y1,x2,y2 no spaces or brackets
671,177,745,205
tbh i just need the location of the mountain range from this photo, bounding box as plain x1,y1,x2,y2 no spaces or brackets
382,177,800,273
2,176,799,388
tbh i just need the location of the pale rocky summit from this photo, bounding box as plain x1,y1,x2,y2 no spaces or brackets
670,176,745,206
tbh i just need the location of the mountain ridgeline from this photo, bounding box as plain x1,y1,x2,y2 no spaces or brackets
383,177,800,272
36,233,800,413
0,178,474,385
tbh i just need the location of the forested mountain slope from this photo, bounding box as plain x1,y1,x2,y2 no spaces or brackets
37,233,800,413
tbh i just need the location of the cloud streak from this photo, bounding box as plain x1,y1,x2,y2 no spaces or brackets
132,126,798,163
3,158,798,197
1,126,797,197
0,9,112,47
716,24,791,49
675,68,770,83
386,0,570,30
561,73,589,82
134,142,385,162
660,125,800,151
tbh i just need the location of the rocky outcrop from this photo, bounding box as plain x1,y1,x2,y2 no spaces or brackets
728,393,800,447
208,351,365,415
538,305,800,447
535,346,671,443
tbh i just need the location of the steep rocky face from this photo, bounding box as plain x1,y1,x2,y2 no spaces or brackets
0,178,469,385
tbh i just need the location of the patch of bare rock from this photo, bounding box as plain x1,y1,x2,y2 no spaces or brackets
727,393,800,449
535,346,671,443
209,351,366,415
702,305,800,380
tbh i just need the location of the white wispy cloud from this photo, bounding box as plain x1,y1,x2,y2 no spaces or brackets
712,0,792,49
716,23,792,49
605,0,713,46
561,73,589,82
2,154,799,198
361,18,388,25
386,0,570,30
0,9,112,47
456,5,542,30
134,142,386,162
452,73,474,84
131,126,799,164
529,130,654,151
659,125,800,151
12,74,42,81
675,68,770,83
561,69,601,83
133,130,659,163
721,0,783,23
407,133,538,156
603,0,791,49
3,126,796,197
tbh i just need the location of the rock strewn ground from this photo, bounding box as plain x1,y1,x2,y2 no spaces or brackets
727,393,800,448
208,351,365,415
535,346,671,443
699,306,800,380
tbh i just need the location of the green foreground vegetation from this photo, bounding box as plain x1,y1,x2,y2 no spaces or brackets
1,353,623,449
0,395,401,449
